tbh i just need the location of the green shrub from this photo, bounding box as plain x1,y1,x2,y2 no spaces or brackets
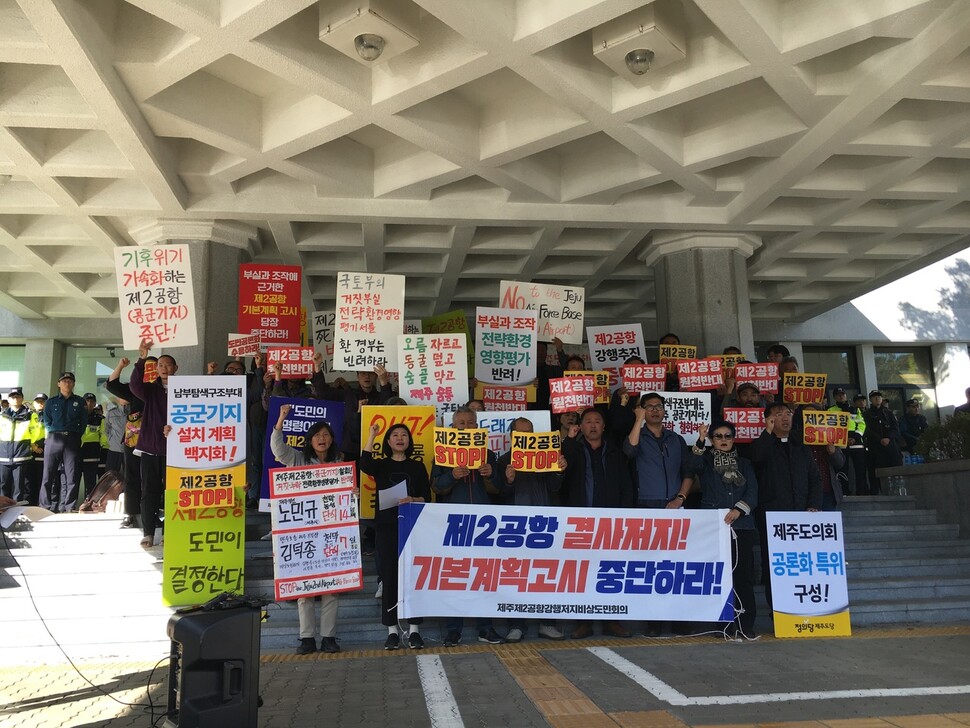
914,415,970,461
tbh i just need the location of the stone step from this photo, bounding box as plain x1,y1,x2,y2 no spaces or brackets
847,576,970,601
844,596,970,625
843,539,970,559
839,508,939,525
845,556,970,579
841,523,960,541
840,496,918,511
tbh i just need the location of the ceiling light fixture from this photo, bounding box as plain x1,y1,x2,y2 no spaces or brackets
624,48,655,75
354,33,386,61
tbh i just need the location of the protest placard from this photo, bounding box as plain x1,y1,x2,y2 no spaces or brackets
479,384,530,411
398,334,468,422
115,245,197,349
238,264,302,346
309,310,355,382
622,363,666,391
422,309,474,369
334,271,405,371
676,358,724,391
228,333,260,357
549,375,594,413
734,362,779,394
477,411,552,454
404,320,422,335
399,504,733,622
802,409,850,447
499,280,585,344
510,431,562,472
270,462,362,600
433,428,488,469
632,391,711,440
716,352,747,380
358,405,436,519
474,307,538,386
260,397,345,511
562,370,611,403
722,408,766,443
783,372,828,405
266,346,315,379
587,324,645,390
162,375,246,606
143,359,158,383
659,344,697,374
766,511,851,638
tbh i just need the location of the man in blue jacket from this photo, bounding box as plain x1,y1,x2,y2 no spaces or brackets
623,393,693,509
39,373,86,512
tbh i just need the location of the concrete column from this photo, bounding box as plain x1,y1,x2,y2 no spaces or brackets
781,341,804,366
857,344,878,397
643,232,760,357
128,220,257,376
932,343,970,416
23,339,66,398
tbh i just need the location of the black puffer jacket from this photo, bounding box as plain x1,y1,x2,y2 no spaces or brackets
750,431,821,511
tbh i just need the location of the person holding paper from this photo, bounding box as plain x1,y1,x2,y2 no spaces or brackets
690,422,759,638
272,404,352,655
360,422,430,650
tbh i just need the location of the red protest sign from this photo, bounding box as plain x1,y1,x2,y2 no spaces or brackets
676,358,724,391
549,376,594,414
734,362,779,395
228,333,260,357
267,347,315,379
238,264,302,347
722,408,766,443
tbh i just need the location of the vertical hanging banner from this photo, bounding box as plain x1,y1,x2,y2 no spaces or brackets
477,411,552,455
358,405,437,519
587,324,645,390
474,307,538,386
270,462,362,600
722,408,766,443
260,397,345,510
782,373,828,405
676,358,725,391
659,344,697,374
163,375,247,606
549,376,595,413
422,309,475,370
115,245,197,349
397,334,469,422
735,362,779,394
622,363,666,392
563,370,611,404
766,511,851,637
499,280,585,344
334,272,405,371
238,264,302,346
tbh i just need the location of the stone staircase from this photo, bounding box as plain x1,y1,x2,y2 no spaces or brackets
2,495,967,665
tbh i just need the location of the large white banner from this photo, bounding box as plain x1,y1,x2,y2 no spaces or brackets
270,462,362,600
499,280,585,344
766,511,851,637
115,244,197,349
587,324,645,391
398,503,734,621
334,272,405,371
477,410,552,455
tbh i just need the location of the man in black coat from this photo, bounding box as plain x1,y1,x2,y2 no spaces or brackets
863,390,903,494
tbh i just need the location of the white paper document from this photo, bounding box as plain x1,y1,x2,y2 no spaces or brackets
379,480,409,511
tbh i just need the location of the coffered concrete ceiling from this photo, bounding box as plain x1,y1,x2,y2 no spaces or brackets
2,0,970,332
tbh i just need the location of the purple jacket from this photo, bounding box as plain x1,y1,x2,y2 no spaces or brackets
128,358,167,456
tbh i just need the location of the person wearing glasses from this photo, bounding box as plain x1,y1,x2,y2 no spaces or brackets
689,421,759,638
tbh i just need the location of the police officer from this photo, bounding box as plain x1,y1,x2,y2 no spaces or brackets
40,372,86,512
0,388,33,502
79,392,106,502
27,394,47,505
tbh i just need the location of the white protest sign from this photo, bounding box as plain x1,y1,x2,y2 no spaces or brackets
587,324,646,391
636,391,712,440
477,410,552,455
397,334,469,422
334,272,405,371
499,280,585,344
115,245,197,349
474,307,538,386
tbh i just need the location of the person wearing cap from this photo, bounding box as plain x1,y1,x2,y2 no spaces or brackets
79,393,107,502
40,373,86,512
899,399,928,454
827,390,866,495
26,394,48,505
863,390,903,494
0,388,33,502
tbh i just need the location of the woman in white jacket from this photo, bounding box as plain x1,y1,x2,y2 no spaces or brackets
271,404,347,654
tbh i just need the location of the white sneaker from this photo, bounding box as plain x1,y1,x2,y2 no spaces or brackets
505,628,523,643
537,624,564,640
374,581,383,599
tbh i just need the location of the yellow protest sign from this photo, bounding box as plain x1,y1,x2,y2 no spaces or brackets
659,344,697,374
473,381,536,403
166,463,244,510
802,410,850,448
162,486,246,606
782,372,828,405
433,427,488,468
359,405,437,519
510,430,562,472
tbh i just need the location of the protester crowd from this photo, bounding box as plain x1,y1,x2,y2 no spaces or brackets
1,336,962,654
